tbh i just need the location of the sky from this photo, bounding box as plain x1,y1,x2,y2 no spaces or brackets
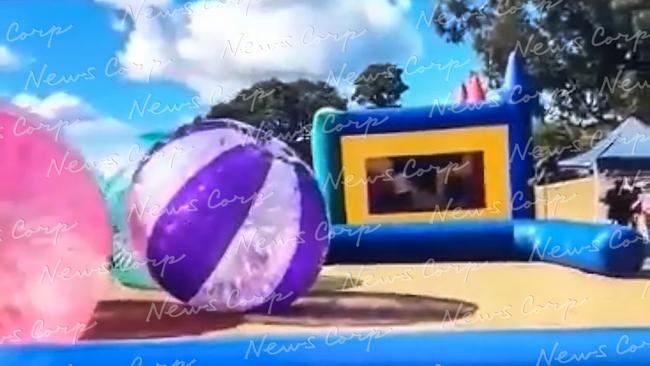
0,0,480,176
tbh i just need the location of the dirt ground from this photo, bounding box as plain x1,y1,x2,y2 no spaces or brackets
85,174,650,341
82,262,650,341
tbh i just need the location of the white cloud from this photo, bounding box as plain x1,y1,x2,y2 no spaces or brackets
12,92,95,121
105,0,421,103
95,0,172,10
111,16,129,32
96,0,173,34
0,45,20,70
10,92,140,177
10,93,136,141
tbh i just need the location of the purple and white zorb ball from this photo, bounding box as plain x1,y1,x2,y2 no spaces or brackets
127,119,329,314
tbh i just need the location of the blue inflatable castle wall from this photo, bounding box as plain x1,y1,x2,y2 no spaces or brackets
311,50,645,277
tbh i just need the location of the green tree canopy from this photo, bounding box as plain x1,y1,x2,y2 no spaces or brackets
351,64,409,108
207,78,347,163
430,0,650,123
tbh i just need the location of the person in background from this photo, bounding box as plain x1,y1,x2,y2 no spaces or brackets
632,182,650,240
603,178,633,226
404,169,444,211
366,158,398,213
630,183,643,230
640,186,650,262
366,157,413,213
392,158,439,212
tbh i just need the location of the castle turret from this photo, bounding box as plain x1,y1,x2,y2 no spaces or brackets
466,73,487,103
458,83,468,103
503,50,536,103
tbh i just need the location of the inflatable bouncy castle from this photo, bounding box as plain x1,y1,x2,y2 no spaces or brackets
313,51,645,276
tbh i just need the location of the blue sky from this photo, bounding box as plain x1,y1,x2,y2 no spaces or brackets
0,0,198,128
0,0,479,175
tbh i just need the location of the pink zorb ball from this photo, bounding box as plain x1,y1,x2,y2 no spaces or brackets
0,109,111,344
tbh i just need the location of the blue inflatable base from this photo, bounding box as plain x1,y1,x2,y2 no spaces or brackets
326,220,646,277
7,328,650,366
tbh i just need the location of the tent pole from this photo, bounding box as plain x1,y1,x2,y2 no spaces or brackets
544,181,549,219
593,161,600,222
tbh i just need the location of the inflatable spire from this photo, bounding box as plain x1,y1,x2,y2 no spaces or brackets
458,83,468,103
466,73,486,103
503,49,535,97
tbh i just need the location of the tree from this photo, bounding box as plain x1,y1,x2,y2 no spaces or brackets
613,0,650,119
532,120,613,183
207,78,347,163
351,64,409,108
430,0,650,123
